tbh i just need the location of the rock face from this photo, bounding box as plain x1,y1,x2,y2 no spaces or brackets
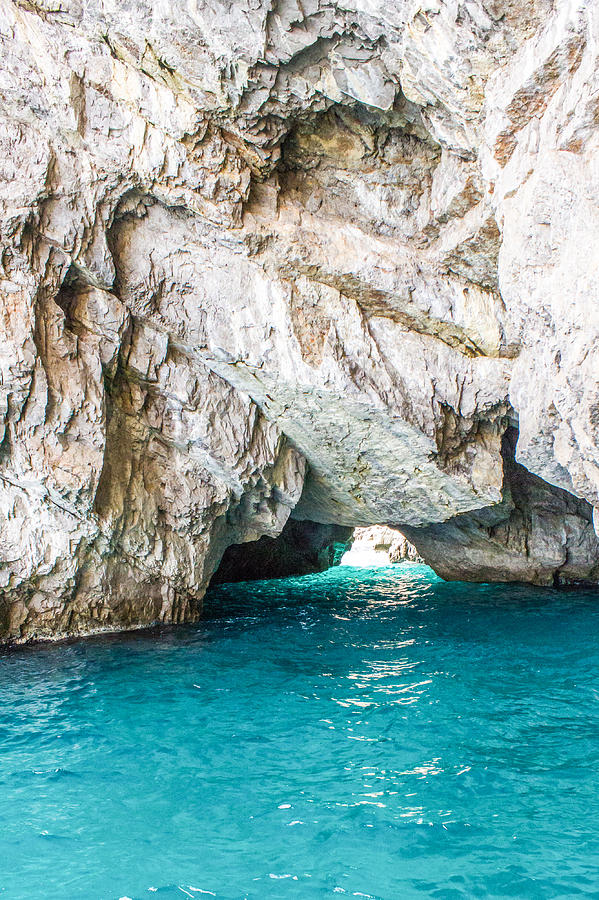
401,429,599,585
1,0,599,640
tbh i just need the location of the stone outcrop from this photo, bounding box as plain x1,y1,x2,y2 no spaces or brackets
1,0,598,640
401,429,599,585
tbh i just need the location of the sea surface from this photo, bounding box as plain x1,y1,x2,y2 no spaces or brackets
1,563,599,899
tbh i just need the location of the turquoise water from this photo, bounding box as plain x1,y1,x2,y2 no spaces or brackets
1,564,599,899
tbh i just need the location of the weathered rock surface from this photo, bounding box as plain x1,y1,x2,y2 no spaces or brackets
1,0,598,640
402,429,599,585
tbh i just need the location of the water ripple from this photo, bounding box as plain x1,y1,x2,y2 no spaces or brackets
0,564,598,898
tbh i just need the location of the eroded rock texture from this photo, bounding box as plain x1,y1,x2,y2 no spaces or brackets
402,430,599,585
1,0,598,640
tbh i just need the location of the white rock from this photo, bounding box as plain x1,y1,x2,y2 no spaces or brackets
0,0,598,640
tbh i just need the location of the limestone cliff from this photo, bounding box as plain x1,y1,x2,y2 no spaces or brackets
1,0,598,641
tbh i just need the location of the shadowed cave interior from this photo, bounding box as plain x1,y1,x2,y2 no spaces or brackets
211,427,599,591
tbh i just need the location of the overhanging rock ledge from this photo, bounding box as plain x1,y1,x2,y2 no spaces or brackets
1,0,598,641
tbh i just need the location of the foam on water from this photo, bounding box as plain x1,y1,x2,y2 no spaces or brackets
1,564,599,898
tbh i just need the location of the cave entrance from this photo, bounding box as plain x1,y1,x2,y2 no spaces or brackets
339,527,420,568
209,519,352,587
209,518,421,588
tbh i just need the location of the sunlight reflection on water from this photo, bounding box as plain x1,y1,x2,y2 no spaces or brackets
0,564,598,898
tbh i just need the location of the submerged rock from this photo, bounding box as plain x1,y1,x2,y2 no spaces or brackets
0,0,598,640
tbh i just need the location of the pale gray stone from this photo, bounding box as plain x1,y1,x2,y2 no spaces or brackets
0,0,598,640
